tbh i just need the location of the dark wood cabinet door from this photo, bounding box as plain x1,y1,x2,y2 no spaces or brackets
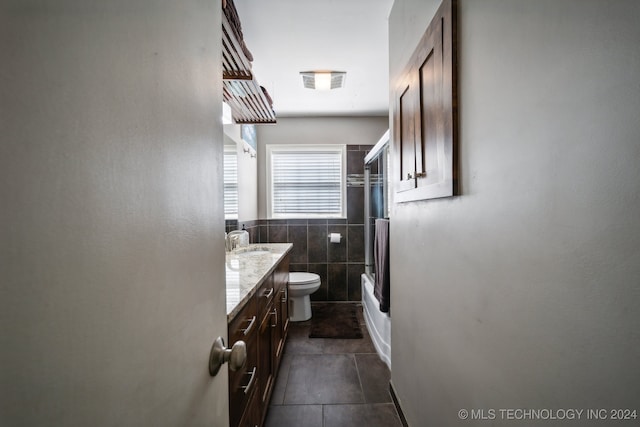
272,256,289,371
276,287,287,364
257,308,273,422
393,0,457,203
228,332,257,427
228,297,258,427
238,387,261,427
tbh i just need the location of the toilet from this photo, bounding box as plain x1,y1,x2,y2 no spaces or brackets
288,272,321,322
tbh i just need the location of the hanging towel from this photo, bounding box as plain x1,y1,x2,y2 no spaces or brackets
374,218,390,313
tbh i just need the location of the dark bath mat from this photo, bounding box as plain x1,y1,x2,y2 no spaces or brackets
309,303,363,339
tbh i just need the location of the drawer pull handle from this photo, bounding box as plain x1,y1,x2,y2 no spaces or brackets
263,288,274,298
241,316,256,336
271,308,278,328
242,367,257,395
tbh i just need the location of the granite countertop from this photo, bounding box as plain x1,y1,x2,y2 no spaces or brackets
225,243,293,320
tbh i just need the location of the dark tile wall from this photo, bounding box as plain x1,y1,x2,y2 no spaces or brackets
225,144,373,302
225,219,238,234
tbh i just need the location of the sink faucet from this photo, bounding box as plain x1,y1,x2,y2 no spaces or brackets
226,230,244,252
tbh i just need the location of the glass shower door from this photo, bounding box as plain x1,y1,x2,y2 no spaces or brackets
364,131,390,279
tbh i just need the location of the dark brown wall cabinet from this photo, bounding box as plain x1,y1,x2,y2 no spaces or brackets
393,0,457,203
222,4,276,124
228,254,290,427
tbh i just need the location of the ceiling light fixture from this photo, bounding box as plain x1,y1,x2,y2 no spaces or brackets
300,71,346,90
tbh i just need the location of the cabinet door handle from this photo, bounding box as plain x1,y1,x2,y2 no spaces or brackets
263,288,274,298
241,315,256,336
280,288,287,304
271,308,278,328
242,366,257,395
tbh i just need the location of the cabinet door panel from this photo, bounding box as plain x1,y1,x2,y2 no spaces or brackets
417,17,445,189
228,296,258,427
280,286,289,339
257,309,273,422
273,256,289,371
239,389,261,427
394,78,418,194
229,333,257,427
276,288,287,362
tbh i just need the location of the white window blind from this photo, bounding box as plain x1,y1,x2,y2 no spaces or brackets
223,151,238,219
268,145,345,218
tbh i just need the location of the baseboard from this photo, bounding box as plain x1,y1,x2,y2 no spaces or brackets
389,381,409,427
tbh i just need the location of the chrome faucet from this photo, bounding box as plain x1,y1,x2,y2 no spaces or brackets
226,230,245,252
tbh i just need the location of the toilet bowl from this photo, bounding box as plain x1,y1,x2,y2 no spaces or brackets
288,272,321,322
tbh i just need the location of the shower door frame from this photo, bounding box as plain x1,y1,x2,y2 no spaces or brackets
364,130,390,279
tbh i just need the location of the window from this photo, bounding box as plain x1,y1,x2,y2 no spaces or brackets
223,149,238,219
267,145,346,218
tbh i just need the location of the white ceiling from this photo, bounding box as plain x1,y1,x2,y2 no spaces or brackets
233,0,394,117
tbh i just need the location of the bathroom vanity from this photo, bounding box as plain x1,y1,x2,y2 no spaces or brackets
225,243,291,427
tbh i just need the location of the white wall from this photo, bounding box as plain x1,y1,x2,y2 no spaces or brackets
0,1,228,425
389,1,640,425
237,142,259,223
256,116,389,218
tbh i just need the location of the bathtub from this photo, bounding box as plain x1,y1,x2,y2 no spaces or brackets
361,273,391,369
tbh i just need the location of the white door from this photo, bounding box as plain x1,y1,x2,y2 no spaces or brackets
0,1,229,425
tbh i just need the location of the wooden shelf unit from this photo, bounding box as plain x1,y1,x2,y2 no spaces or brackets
222,12,276,124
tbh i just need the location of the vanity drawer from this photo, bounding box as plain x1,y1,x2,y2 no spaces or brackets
229,297,257,344
256,274,275,319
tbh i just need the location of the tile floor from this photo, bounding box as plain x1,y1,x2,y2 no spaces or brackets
264,303,402,427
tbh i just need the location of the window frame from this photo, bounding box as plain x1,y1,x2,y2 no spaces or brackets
223,145,238,220
266,144,347,219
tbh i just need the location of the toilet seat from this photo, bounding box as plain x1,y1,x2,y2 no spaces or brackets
289,272,320,285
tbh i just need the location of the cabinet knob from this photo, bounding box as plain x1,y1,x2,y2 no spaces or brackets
208,336,247,376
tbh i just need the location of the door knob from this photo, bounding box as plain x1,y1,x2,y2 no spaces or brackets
209,336,246,376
